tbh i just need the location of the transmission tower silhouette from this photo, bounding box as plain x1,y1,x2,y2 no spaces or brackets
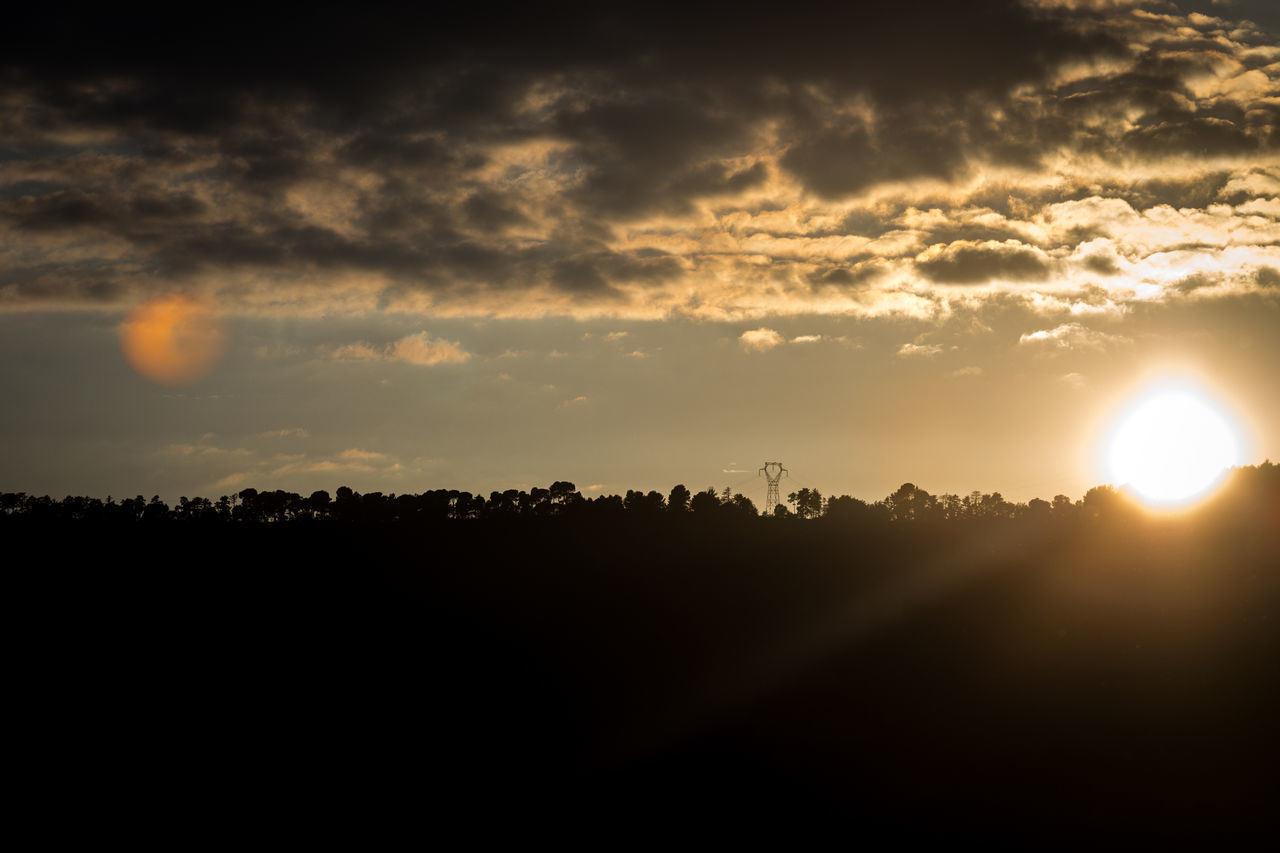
759,461,788,515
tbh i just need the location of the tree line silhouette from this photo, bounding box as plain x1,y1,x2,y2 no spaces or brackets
14,461,1280,841
3,461,1276,525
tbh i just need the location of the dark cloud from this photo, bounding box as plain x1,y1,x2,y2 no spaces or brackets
1102,173,1233,210
840,210,893,239
358,193,453,238
552,250,681,291
552,258,612,294
153,225,290,274
961,169,1239,214
1125,117,1260,157
548,249,679,298
1180,0,1280,38
674,162,769,200
917,241,1052,284
463,193,530,233
338,133,458,171
915,220,1038,249
1082,253,1122,276
2,2,1108,128
1173,272,1220,292
557,95,756,217
128,190,207,221
806,261,882,290
6,191,112,232
0,2,1276,314
782,118,968,198
3,186,206,233
0,265,124,304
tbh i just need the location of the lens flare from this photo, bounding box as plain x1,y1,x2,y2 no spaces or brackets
118,294,227,385
1105,383,1241,507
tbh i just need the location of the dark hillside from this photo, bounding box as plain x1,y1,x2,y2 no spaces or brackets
11,466,1280,841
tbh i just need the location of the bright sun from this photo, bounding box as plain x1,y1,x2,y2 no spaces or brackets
1106,384,1241,507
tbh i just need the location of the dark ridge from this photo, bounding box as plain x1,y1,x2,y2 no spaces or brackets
10,463,1279,842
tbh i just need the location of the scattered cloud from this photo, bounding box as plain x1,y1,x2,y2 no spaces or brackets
739,328,785,351
739,329,838,351
258,428,310,439
254,344,302,360
1018,323,1131,350
898,343,943,358
337,448,384,461
388,332,470,366
155,434,416,494
949,366,984,378
333,332,470,365
332,343,384,362
162,439,252,458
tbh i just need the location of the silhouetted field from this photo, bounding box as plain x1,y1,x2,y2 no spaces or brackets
12,465,1279,841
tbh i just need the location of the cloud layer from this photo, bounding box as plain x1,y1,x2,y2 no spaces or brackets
2,2,1279,323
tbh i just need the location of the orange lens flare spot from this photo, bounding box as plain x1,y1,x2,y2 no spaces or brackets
118,294,227,385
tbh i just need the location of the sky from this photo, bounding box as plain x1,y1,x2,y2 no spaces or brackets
2,0,1278,505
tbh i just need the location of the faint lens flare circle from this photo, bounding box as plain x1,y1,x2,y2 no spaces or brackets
118,293,228,386
1101,379,1244,507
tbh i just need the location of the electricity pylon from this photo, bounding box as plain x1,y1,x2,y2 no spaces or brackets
759,461,788,515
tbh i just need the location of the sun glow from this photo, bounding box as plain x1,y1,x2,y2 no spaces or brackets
1105,382,1241,507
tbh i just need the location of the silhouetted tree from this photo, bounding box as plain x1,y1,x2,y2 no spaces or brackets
961,491,1008,520
787,488,824,519
449,491,481,520
143,495,169,523
489,489,520,517
691,488,720,514
668,484,691,514
1081,485,1122,521
525,487,551,516
308,490,331,517
593,494,625,515
722,493,757,519
886,483,938,522
1026,497,1051,520
549,481,582,512
825,494,868,522
235,488,260,522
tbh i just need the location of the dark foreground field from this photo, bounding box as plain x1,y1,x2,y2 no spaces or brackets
16,502,1280,842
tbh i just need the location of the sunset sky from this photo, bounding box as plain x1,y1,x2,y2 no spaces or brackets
2,1,1278,504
